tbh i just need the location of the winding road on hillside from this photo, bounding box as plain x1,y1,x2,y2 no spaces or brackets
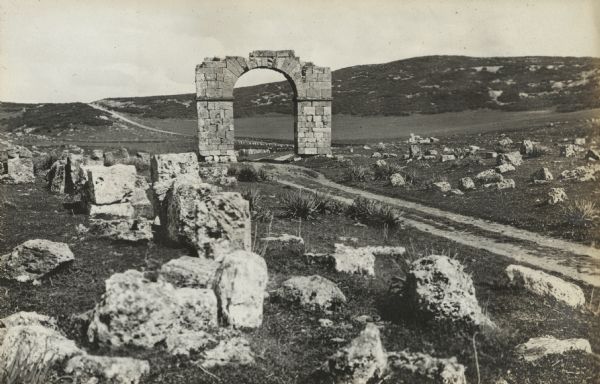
257,162,600,287
88,103,195,137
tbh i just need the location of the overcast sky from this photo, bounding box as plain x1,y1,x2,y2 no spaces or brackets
0,0,598,103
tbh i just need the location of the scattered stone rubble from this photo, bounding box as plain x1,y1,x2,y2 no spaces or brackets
516,336,592,362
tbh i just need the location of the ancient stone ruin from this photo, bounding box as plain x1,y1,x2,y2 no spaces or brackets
196,50,332,162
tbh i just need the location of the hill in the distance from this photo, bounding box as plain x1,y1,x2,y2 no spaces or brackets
96,55,600,119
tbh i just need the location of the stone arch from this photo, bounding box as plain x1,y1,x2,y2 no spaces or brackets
195,50,332,162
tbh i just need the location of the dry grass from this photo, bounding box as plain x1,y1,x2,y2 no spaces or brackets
562,199,598,228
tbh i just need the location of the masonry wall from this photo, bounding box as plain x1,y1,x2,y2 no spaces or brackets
196,50,332,162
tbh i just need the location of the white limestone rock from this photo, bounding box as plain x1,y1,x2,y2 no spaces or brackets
389,173,406,187
505,265,585,308
516,336,591,362
201,336,255,368
278,275,347,310
214,250,268,328
259,234,305,259
0,239,74,282
87,269,218,349
86,164,138,205
432,181,452,193
150,152,201,204
475,169,504,183
459,177,475,191
331,243,376,276
547,188,567,205
405,255,494,327
64,354,150,384
497,151,523,166
88,219,153,242
386,350,467,384
327,323,387,383
2,157,35,184
88,202,135,219
495,163,515,174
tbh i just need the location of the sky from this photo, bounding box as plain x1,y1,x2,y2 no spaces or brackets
0,0,598,103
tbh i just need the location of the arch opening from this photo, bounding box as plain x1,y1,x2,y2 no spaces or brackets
195,50,332,162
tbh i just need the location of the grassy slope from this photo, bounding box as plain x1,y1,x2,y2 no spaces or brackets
96,55,600,119
0,176,599,383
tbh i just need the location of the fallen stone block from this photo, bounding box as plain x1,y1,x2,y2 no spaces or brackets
86,164,138,205
64,354,150,384
475,169,504,183
390,173,406,186
277,275,346,311
47,159,67,193
151,152,201,207
495,163,515,174
2,157,34,184
214,250,268,328
259,234,305,259
432,181,451,193
497,151,523,166
516,336,591,362
404,255,494,327
87,269,218,349
484,179,515,190
326,324,387,383
88,202,135,219
88,218,153,242
201,336,255,368
505,265,585,308
0,239,74,283
440,154,456,162
459,177,475,190
103,147,129,166
531,167,553,183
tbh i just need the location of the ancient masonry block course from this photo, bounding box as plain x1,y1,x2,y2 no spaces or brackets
196,50,332,162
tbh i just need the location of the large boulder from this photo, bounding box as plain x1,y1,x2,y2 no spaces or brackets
432,181,452,193
259,234,305,259
404,255,493,327
87,269,218,348
214,250,268,328
200,336,255,368
150,152,201,205
505,265,585,308
327,323,387,383
158,256,219,288
495,163,515,174
278,275,347,311
515,336,591,362
386,351,467,384
86,164,138,205
165,177,250,257
0,239,74,282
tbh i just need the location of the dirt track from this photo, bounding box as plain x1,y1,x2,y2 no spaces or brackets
257,162,600,287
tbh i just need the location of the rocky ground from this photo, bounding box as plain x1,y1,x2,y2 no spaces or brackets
0,143,599,384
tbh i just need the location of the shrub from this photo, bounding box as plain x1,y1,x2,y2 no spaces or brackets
344,165,371,182
373,163,404,181
347,197,399,228
562,199,598,228
235,165,271,182
241,187,263,211
281,190,320,220
313,192,346,214
32,151,61,174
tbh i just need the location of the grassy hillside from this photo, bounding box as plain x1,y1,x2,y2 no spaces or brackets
96,55,600,118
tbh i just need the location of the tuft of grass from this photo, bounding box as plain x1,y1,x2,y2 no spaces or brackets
373,163,404,181
562,199,598,228
280,190,320,220
346,197,400,228
344,165,372,182
234,165,271,182
529,144,551,158
313,192,346,215
241,187,272,222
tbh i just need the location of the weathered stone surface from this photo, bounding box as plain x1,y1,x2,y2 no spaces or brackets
47,159,67,193
165,178,250,257
515,336,591,362
88,202,135,219
560,166,597,182
559,144,577,158
88,219,153,242
0,239,74,282
166,329,215,357
214,250,268,328
495,163,515,174
497,137,513,148
88,269,218,348
531,167,553,182
259,234,305,259
475,169,503,183
520,140,535,156
90,149,104,160
2,157,34,184
64,354,150,384
201,336,255,368
158,256,219,288
331,243,375,276
278,275,346,310
390,173,406,186
505,265,585,308
86,164,138,205
327,323,387,383
151,153,200,184
387,351,467,384
198,164,229,184
547,188,567,205
432,181,451,193
405,255,494,327
480,151,498,159
104,147,129,166
65,152,84,193
459,177,475,191
497,151,523,166
0,311,58,329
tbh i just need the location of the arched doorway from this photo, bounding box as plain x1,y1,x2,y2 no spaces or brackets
195,50,332,162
